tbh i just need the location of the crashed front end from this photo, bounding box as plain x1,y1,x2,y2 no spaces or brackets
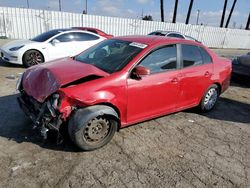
16,59,109,141
17,90,63,139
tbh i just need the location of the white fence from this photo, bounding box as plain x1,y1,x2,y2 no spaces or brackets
0,6,250,49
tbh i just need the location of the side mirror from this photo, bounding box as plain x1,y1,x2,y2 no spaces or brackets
132,66,150,79
51,39,60,46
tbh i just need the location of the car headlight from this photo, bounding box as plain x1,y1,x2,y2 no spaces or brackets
16,73,23,91
9,45,24,51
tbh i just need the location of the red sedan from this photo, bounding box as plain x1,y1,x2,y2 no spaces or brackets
72,27,113,39
17,36,232,150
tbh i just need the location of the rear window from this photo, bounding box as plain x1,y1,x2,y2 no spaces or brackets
181,44,203,68
199,47,212,64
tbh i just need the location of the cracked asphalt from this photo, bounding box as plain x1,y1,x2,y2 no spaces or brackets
0,48,250,187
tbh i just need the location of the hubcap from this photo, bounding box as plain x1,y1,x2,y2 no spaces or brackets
204,88,218,110
27,52,43,65
83,117,110,144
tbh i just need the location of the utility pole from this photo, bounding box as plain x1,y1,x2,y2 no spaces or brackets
196,9,200,25
59,0,62,11
26,0,30,8
172,0,178,23
225,0,237,28
185,0,194,24
160,0,164,22
220,0,228,27
245,12,250,30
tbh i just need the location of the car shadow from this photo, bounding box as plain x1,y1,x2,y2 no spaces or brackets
0,94,80,152
0,59,23,68
1,94,249,152
196,97,250,124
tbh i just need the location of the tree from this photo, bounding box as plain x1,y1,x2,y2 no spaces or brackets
160,0,164,22
142,15,153,21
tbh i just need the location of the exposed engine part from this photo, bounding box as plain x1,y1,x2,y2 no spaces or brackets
41,126,49,140
18,92,64,143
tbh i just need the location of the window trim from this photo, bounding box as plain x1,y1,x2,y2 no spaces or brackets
180,44,207,69
128,43,181,77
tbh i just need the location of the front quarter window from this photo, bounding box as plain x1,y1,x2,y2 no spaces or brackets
75,39,145,73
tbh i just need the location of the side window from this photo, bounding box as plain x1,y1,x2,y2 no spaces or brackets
73,32,99,41
199,47,212,64
168,33,185,39
139,45,177,74
55,33,75,42
181,44,202,68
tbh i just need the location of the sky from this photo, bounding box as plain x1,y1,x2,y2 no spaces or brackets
0,0,249,28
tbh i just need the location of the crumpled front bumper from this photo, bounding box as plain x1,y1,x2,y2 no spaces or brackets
17,92,62,139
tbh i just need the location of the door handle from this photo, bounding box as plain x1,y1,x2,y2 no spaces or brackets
204,71,210,77
171,77,178,83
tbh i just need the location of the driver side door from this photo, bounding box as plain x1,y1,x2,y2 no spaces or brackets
126,44,181,124
47,33,75,61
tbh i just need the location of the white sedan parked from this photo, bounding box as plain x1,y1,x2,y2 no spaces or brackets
0,28,106,67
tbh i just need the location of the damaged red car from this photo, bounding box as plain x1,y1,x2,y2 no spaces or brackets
17,36,232,151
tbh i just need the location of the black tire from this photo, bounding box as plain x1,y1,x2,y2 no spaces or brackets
199,84,219,112
23,50,44,67
68,105,119,151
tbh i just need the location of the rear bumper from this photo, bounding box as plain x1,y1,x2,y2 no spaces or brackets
232,65,250,77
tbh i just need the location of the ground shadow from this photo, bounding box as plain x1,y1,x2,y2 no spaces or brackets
1,93,249,153
0,59,23,68
197,97,250,124
0,94,80,152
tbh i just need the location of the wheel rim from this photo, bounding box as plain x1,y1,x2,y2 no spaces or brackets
204,88,218,110
26,52,43,66
83,117,111,145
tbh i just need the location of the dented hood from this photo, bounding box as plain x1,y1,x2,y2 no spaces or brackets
22,57,109,102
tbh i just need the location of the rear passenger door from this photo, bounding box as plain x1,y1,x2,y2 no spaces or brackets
176,44,213,110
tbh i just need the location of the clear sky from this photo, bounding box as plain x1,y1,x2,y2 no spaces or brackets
0,0,249,28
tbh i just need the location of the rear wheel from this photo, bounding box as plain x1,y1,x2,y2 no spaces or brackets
23,50,44,67
199,84,219,112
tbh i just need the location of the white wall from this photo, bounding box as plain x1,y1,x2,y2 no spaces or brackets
0,7,250,49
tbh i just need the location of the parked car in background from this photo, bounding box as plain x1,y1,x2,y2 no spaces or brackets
0,28,106,67
72,27,113,39
148,30,200,42
232,52,250,76
17,36,231,151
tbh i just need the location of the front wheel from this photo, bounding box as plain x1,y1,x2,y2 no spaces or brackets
68,107,119,151
199,84,219,112
23,50,44,67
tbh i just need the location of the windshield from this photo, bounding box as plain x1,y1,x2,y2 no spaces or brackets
75,39,145,73
31,29,70,42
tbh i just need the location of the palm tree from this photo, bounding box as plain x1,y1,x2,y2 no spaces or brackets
160,0,164,22
220,0,228,27
185,0,194,24
225,0,237,28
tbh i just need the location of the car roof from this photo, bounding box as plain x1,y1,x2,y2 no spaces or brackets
114,35,198,46
150,30,182,35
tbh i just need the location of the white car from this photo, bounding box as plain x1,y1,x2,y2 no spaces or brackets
148,30,200,42
0,28,106,67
